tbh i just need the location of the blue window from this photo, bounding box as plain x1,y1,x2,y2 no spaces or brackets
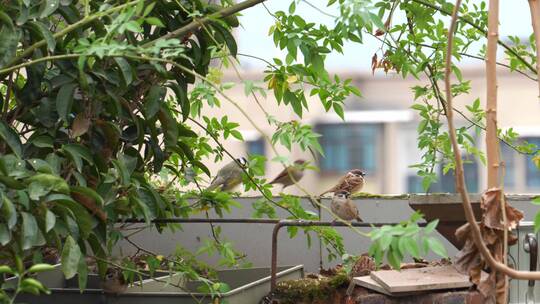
407,175,425,193
246,137,265,156
501,143,516,188
317,123,381,174
524,137,540,189
435,157,479,193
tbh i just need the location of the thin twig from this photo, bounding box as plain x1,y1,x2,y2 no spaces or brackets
410,0,537,75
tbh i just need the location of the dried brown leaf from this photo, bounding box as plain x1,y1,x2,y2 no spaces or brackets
481,188,523,231
71,114,91,138
371,53,378,75
477,271,496,304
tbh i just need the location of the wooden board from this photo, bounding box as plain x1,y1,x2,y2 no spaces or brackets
370,265,472,293
353,276,421,297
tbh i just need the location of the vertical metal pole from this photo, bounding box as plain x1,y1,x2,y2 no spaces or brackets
270,221,286,291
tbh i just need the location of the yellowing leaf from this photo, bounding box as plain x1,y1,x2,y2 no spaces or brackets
533,155,540,169
286,75,298,84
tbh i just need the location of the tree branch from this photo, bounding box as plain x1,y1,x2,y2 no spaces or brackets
445,0,540,285
143,0,267,48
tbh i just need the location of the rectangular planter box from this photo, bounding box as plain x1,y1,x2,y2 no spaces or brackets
11,265,303,304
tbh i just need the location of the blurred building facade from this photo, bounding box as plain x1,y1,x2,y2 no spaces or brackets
197,67,540,195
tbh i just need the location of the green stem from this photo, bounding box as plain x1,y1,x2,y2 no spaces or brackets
0,54,80,75
2,0,139,72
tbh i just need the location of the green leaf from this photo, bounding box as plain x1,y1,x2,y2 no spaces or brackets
28,21,56,52
47,194,94,237
145,17,164,27
158,108,178,150
143,86,165,119
400,237,420,258
21,277,49,294
77,257,88,292
30,135,54,148
45,209,56,232
0,27,21,68
369,12,385,30
131,196,152,223
70,186,104,207
0,223,11,246
1,195,17,229
212,22,238,56
0,121,23,158
39,0,59,18
28,263,55,273
532,197,540,205
61,236,81,279
386,248,401,269
534,211,540,233
27,173,70,200
21,212,40,250
62,144,94,172
114,57,133,86
426,237,447,258
0,265,13,274
379,233,392,251
56,82,77,122
424,219,438,234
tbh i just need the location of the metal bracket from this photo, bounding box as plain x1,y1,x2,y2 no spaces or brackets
524,233,538,287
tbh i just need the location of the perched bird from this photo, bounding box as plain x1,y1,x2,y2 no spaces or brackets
320,169,365,196
269,159,306,190
207,157,248,191
101,268,127,294
331,190,362,222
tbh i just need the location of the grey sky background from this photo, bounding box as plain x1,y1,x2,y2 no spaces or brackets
237,1,531,71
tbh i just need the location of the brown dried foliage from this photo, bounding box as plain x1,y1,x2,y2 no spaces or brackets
371,51,398,75
454,189,523,303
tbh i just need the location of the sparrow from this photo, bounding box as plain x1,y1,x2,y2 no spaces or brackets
331,190,362,222
101,268,128,294
269,159,306,190
207,157,248,191
320,169,365,196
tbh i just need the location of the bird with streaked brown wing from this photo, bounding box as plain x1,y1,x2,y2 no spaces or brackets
320,169,365,196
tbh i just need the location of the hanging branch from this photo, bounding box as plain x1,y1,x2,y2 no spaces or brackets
445,0,540,285
529,0,540,98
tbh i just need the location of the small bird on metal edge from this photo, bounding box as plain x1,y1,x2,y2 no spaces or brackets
269,159,306,190
320,169,366,196
331,190,362,222
207,157,248,192
101,268,128,294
